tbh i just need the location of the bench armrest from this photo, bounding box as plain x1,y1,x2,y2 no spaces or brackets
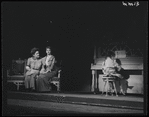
58,70,61,78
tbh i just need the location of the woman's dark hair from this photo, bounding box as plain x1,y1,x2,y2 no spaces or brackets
31,47,39,56
115,58,122,66
106,51,115,58
46,46,51,50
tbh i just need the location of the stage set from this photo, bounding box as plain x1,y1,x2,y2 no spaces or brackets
91,42,144,95
6,42,145,114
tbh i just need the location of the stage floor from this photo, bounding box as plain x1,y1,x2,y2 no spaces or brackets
8,91,143,101
6,99,144,115
6,91,144,110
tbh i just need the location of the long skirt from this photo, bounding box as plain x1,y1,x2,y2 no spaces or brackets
36,71,57,92
103,67,116,76
24,73,38,90
115,79,128,93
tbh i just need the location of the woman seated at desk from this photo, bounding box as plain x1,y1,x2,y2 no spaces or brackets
102,51,116,93
102,51,116,76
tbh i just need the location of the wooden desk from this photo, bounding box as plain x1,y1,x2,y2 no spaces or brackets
91,57,143,94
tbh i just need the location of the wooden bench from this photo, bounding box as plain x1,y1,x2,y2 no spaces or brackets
7,59,62,92
7,59,27,91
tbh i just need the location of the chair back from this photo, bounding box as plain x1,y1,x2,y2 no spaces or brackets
102,76,115,82
10,59,27,75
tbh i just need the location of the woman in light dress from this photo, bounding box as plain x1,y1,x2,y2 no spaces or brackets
24,47,42,92
36,46,59,92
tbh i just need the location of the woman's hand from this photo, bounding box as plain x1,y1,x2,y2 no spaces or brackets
110,73,116,76
40,69,46,74
26,66,31,71
46,69,51,73
111,73,123,79
111,73,119,77
40,68,51,74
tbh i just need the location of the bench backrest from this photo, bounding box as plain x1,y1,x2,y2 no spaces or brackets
10,59,27,75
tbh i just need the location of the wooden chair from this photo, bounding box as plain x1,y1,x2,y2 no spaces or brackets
7,59,27,91
102,76,118,96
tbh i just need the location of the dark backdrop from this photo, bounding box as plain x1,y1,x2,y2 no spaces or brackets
2,1,147,92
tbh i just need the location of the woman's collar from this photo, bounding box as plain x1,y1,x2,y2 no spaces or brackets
47,54,51,56
32,57,37,60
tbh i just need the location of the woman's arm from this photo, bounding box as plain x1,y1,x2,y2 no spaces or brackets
102,61,106,74
26,58,31,71
46,57,55,72
39,58,47,74
111,73,124,79
111,67,125,79
50,57,55,70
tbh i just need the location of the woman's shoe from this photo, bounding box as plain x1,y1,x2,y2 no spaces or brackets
122,92,125,95
120,91,125,95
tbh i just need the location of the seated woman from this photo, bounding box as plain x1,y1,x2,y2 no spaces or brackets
36,46,59,92
111,58,129,95
102,51,116,76
25,47,42,92
102,51,116,93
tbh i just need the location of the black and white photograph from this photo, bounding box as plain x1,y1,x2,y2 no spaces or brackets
2,1,148,116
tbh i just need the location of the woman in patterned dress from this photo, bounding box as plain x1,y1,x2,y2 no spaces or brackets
25,47,42,92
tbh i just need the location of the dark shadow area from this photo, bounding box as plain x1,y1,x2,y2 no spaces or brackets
125,70,142,75
6,105,79,116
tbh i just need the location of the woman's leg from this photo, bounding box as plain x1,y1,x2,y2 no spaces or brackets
36,71,57,92
45,71,57,80
36,74,45,91
115,80,121,93
109,82,114,93
120,79,127,95
24,75,30,89
30,73,38,90
36,74,51,92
